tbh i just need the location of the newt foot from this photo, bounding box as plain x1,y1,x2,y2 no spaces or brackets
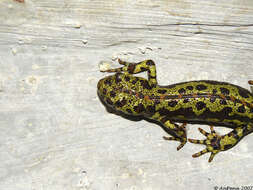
188,126,223,162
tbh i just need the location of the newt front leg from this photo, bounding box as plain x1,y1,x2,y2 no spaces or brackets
163,122,187,150
101,59,158,86
155,116,187,150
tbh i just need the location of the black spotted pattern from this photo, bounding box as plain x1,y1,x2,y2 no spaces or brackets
146,105,156,114
168,100,178,107
196,101,206,110
237,105,246,113
222,107,233,116
157,89,167,94
178,88,186,94
154,97,160,104
115,73,122,83
110,91,116,98
140,67,146,72
141,80,152,90
146,60,155,66
104,79,112,86
196,84,207,91
133,104,145,113
115,99,127,107
183,98,190,103
126,108,132,113
220,87,230,95
131,79,137,84
210,97,216,103
125,76,130,81
138,93,144,99
220,99,227,105
238,88,249,98
186,86,194,90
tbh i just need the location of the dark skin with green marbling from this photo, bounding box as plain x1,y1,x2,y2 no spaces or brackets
97,59,253,162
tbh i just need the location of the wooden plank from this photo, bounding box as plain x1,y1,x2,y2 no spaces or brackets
0,0,253,189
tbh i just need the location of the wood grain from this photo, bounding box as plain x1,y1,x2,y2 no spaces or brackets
0,0,253,189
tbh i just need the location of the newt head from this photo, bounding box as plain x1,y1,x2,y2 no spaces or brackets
97,73,126,108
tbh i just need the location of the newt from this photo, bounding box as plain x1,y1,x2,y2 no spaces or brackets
97,59,253,162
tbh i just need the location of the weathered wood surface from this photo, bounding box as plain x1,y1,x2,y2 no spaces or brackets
0,0,253,189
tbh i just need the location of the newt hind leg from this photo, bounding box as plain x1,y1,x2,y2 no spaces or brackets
189,124,253,162
188,126,221,162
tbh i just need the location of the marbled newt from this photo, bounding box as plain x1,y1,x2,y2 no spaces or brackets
97,59,253,162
